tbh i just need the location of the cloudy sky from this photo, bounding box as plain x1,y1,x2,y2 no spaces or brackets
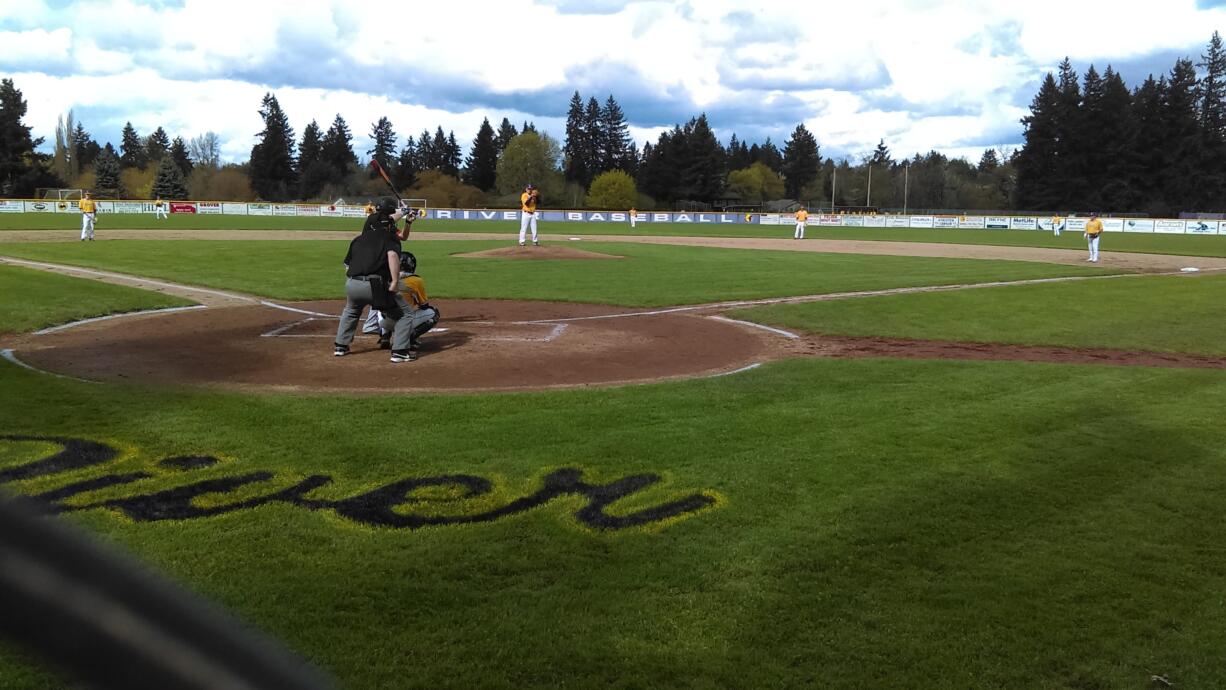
2,0,1224,165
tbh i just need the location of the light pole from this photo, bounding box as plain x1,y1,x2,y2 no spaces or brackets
866,163,873,208
831,167,837,211
903,162,910,215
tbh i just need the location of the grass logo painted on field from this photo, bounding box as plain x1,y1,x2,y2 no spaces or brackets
0,435,721,532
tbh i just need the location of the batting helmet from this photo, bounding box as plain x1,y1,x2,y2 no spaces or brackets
377,197,397,215
399,251,417,275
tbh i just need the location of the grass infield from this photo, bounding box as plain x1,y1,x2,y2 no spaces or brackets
734,273,1226,355
2,358,1226,688
0,239,1103,305
0,264,193,333
5,213,1226,256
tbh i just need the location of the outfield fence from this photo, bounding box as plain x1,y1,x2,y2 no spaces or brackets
0,199,1220,235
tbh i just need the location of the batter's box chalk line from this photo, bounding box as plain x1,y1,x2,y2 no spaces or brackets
1,349,98,383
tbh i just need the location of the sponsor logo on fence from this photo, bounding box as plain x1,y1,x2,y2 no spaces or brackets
247,203,272,216
23,201,54,213
321,205,343,218
197,202,222,215
221,203,249,215
341,206,368,218
841,215,865,226
1066,218,1087,232
294,205,320,217
1154,219,1185,234
958,216,986,229
272,204,298,217
985,216,1010,229
1186,220,1220,234
1102,218,1125,232
887,215,911,228
111,201,145,213
933,216,958,228
1010,216,1038,230
818,214,842,226
170,202,197,214
1124,219,1154,232
910,215,935,228
0,200,23,213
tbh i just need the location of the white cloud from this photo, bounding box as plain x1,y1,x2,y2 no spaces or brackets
7,0,1225,163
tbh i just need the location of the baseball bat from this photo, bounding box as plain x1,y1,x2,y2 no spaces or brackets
369,159,412,239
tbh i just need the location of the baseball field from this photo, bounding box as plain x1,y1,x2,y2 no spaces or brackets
2,217,1226,688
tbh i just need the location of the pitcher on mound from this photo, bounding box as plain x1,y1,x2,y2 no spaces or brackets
519,183,539,246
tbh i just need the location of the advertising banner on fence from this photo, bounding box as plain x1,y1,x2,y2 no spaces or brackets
1010,216,1038,230
23,201,55,213
1102,218,1125,232
1123,218,1154,232
0,200,23,213
933,216,958,229
272,204,297,217
110,201,144,213
96,202,114,213
294,205,320,217
841,215,865,226
1066,218,1087,232
222,203,248,215
197,202,222,215
170,202,197,214
321,205,343,218
818,214,841,226
985,216,1010,229
1186,220,1220,234
248,203,272,216
958,216,986,229
1154,219,1185,234
887,215,910,228
341,206,367,218
909,215,935,228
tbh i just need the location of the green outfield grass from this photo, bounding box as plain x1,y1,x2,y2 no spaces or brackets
0,239,1104,306
734,273,1226,355
5,213,1226,256
2,357,1226,688
0,264,193,333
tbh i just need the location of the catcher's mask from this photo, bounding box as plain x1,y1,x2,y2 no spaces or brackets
399,251,417,275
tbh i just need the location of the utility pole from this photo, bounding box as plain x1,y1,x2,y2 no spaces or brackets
866,163,873,208
903,162,910,215
831,167,836,211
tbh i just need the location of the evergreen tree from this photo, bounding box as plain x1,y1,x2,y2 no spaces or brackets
583,97,603,177
463,117,498,191
624,141,640,179
726,134,752,170
73,122,101,169
297,120,327,199
1094,67,1139,210
522,121,537,133
1197,31,1226,209
92,147,125,199
394,136,418,190
367,116,397,173
781,123,821,198
145,126,170,162
682,114,725,203
0,79,44,195
563,91,590,185
756,137,783,173
600,95,630,172
120,122,147,169
444,131,462,177
248,93,297,201
429,127,450,171
1015,72,1062,209
151,156,188,199
1163,58,1202,212
416,129,435,171
977,149,1000,172
495,118,518,154
52,111,77,182
321,114,357,185
169,136,193,176
1132,75,1170,213
1052,58,1084,205
870,139,892,165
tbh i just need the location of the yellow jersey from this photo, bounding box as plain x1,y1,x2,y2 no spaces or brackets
1085,218,1104,235
629,208,636,217
1050,216,1061,225
155,199,164,208
399,274,428,308
796,209,808,222
79,199,96,213
364,203,376,215
521,192,537,213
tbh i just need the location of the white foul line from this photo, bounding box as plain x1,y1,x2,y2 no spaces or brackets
0,257,256,302
710,362,762,378
34,305,208,335
1,349,98,383
258,300,337,318
706,316,800,339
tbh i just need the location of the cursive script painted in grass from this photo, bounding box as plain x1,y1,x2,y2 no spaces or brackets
0,435,720,531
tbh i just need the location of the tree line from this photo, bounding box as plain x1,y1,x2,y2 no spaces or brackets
2,33,1224,214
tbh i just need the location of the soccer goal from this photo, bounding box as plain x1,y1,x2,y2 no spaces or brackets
35,188,84,200
402,198,428,212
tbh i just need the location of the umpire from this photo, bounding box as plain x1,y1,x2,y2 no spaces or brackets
333,198,414,361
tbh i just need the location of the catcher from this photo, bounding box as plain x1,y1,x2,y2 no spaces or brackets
380,251,440,363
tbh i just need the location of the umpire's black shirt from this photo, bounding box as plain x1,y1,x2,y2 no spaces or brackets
344,214,402,280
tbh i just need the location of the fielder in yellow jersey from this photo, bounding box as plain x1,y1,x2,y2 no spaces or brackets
391,251,439,359
79,193,97,241
518,183,540,246
794,208,809,239
1084,213,1104,262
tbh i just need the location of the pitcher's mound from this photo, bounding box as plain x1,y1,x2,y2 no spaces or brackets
457,245,623,260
